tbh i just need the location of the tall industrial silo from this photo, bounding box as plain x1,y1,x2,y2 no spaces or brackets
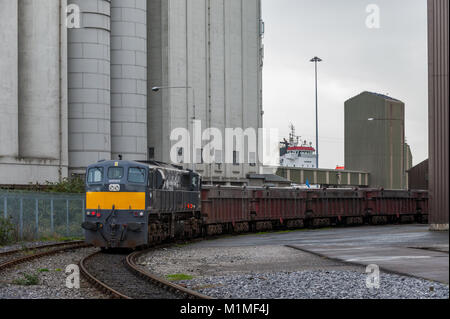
18,0,61,159
0,0,19,158
110,0,148,161
68,0,112,174
147,0,263,183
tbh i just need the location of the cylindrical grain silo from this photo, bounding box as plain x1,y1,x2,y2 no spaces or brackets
68,0,112,173
0,0,19,157
110,0,148,161
18,0,61,159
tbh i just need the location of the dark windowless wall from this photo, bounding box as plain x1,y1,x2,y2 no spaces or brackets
428,0,449,231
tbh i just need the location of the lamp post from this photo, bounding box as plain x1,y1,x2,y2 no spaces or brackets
152,86,196,120
368,117,406,189
152,86,197,170
310,57,322,169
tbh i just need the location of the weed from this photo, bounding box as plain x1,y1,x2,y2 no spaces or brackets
13,273,39,286
166,274,194,282
0,217,15,246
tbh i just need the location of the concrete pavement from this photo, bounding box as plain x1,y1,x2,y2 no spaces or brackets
190,225,449,284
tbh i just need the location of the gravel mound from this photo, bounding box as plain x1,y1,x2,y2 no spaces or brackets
178,271,449,299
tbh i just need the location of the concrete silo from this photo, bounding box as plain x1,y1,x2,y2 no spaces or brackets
18,0,62,160
0,0,68,185
110,0,147,161
147,0,264,183
0,0,19,158
68,0,112,174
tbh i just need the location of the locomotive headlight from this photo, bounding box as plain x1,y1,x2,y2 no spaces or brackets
140,212,144,217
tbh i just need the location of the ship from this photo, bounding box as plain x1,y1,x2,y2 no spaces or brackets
280,124,317,169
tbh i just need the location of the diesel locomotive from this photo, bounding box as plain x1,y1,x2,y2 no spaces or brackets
82,160,429,249
82,160,202,249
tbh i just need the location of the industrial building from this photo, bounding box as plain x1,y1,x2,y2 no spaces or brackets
408,159,428,191
0,0,263,186
345,92,412,190
0,0,69,185
147,0,264,183
427,0,449,231
277,167,370,188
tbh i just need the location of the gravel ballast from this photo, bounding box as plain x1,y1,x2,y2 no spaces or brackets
0,247,107,299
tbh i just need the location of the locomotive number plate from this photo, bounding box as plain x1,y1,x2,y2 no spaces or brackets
109,184,121,192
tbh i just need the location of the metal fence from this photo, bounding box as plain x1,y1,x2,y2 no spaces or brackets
0,191,85,240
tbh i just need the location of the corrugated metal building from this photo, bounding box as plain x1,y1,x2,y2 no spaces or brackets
428,0,449,231
408,159,428,190
345,92,410,190
277,167,370,188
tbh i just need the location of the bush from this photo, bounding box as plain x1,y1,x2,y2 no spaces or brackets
40,177,85,194
0,216,15,246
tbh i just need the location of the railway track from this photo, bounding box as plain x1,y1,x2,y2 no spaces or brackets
79,249,213,300
0,241,90,272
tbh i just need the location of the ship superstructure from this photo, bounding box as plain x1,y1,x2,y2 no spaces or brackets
280,125,317,169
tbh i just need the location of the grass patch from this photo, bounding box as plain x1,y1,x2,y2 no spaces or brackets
38,268,49,273
166,274,194,282
38,235,83,243
13,273,39,286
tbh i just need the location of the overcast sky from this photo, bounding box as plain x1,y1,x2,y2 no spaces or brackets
262,0,428,169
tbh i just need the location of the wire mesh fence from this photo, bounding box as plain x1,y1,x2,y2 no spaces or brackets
0,191,85,241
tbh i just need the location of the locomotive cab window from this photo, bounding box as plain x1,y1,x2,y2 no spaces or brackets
128,167,147,184
148,170,155,188
191,176,199,190
108,167,124,180
87,167,103,184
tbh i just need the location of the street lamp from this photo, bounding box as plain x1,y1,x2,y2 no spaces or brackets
152,86,197,170
152,86,196,120
310,56,322,169
367,117,406,189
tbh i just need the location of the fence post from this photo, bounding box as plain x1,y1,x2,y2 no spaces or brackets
35,199,39,239
66,199,70,237
50,199,54,234
19,198,23,240
82,199,85,222
3,196,6,219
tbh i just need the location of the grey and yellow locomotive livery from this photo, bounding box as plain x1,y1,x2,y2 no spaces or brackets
82,160,202,249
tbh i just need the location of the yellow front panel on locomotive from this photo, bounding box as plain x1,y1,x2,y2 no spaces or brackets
86,192,146,211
